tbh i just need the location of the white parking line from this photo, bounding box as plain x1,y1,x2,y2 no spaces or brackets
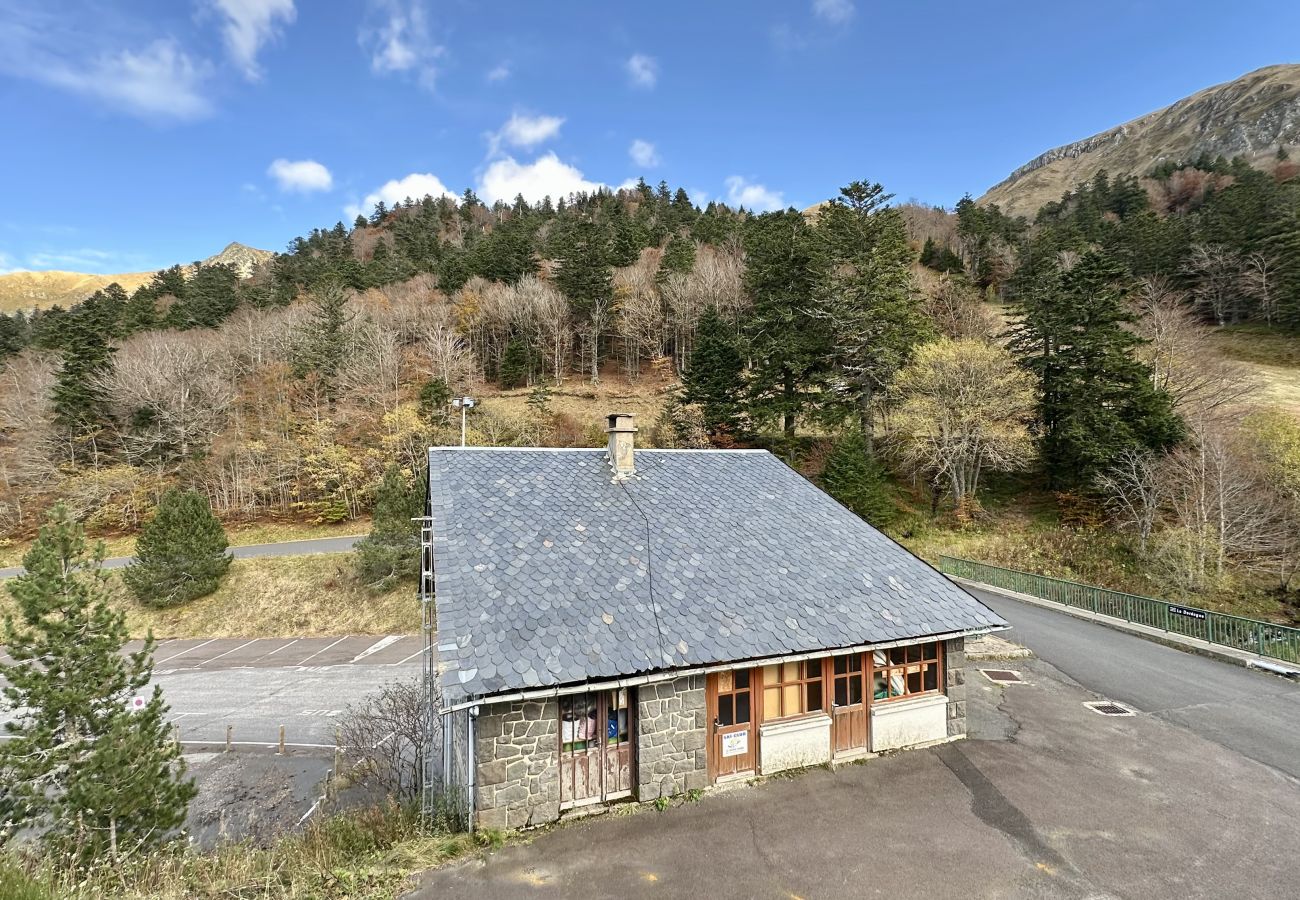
198,638,261,667
390,647,425,666
255,638,300,662
295,636,349,666
155,639,217,666
350,635,402,663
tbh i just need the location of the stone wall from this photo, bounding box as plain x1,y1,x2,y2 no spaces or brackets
474,699,560,830
944,637,967,738
636,674,708,800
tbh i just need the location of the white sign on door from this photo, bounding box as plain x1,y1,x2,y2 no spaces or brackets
721,730,748,757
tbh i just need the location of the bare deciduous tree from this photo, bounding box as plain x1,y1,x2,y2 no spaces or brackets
1182,243,1243,325
1130,276,1258,422
1239,251,1279,326
101,331,236,468
1095,448,1163,553
338,678,431,804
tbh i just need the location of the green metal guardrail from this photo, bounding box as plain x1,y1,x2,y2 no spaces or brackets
939,556,1300,666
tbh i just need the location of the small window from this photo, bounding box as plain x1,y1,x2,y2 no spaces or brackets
762,659,825,720
873,642,942,703
718,694,734,726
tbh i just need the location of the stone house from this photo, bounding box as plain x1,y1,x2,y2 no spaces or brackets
427,414,1006,830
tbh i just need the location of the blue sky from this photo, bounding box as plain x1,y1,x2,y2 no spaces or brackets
1,0,1297,275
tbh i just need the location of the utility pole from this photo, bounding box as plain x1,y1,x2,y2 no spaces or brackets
451,396,475,447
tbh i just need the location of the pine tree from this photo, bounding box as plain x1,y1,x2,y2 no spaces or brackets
821,430,895,527
743,209,831,437
293,279,354,406
419,377,452,424
123,489,232,608
554,220,614,381
354,466,422,591
1009,249,1183,487
50,311,116,466
812,180,931,450
656,232,696,285
682,306,747,442
0,504,195,867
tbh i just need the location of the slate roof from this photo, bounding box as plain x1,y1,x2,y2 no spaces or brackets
429,447,1006,704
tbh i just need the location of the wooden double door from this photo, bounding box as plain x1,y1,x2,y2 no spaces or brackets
707,655,873,781
558,689,635,807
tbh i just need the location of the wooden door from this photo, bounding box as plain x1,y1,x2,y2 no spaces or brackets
559,692,602,805
601,688,634,798
559,690,636,807
831,653,868,755
708,669,755,781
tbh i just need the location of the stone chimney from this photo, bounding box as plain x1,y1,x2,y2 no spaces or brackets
605,413,637,479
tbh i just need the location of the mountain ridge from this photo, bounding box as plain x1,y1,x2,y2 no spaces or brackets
0,242,273,314
981,63,1300,216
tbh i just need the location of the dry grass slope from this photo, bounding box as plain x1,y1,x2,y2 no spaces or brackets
0,552,418,639
981,64,1300,216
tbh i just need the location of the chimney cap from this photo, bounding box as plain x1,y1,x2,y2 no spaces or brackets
605,412,637,432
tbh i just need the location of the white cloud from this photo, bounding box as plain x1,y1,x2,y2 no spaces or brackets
361,0,443,90
208,0,296,80
725,176,785,212
486,62,511,82
812,0,855,24
496,113,564,151
628,139,660,168
346,172,456,220
625,53,658,89
0,8,213,121
267,158,333,193
24,247,144,273
479,153,604,205
45,39,213,121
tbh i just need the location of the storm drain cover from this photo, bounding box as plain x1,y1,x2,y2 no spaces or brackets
1084,701,1136,717
980,669,1025,684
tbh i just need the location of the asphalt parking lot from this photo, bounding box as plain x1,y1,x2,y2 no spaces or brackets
413,653,1300,900
1,635,425,747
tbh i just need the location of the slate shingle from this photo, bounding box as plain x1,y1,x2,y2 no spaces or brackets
429,447,1006,703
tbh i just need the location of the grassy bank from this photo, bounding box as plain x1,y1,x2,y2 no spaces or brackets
0,553,419,639
0,519,369,569
0,804,504,900
895,501,1296,624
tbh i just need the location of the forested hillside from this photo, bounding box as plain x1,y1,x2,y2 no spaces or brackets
1,162,1298,619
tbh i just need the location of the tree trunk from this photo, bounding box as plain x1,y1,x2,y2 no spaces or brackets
782,369,796,438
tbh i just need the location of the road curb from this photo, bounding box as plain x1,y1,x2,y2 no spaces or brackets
952,576,1300,677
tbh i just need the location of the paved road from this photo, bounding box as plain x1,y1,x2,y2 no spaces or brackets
416,651,1300,900
1,635,424,747
969,587,1300,780
0,535,363,579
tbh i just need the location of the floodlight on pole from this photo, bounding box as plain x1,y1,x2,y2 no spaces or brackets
451,396,475,447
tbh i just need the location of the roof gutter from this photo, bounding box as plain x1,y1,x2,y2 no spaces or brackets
438,624,1007,714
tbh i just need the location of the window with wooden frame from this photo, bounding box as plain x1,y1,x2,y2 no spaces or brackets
761,659,825,720
871,641,942,702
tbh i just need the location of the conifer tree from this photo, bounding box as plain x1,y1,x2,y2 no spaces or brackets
743,209,830,437
50,312,116,466
554,220,614,381
1009,249,1183,487
822,430,895,527
656,232,696,285
293,279,354,406
812,180,932,451
354,466,422,591
123,489,232,608
682,306,747,442
0,504,195,866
